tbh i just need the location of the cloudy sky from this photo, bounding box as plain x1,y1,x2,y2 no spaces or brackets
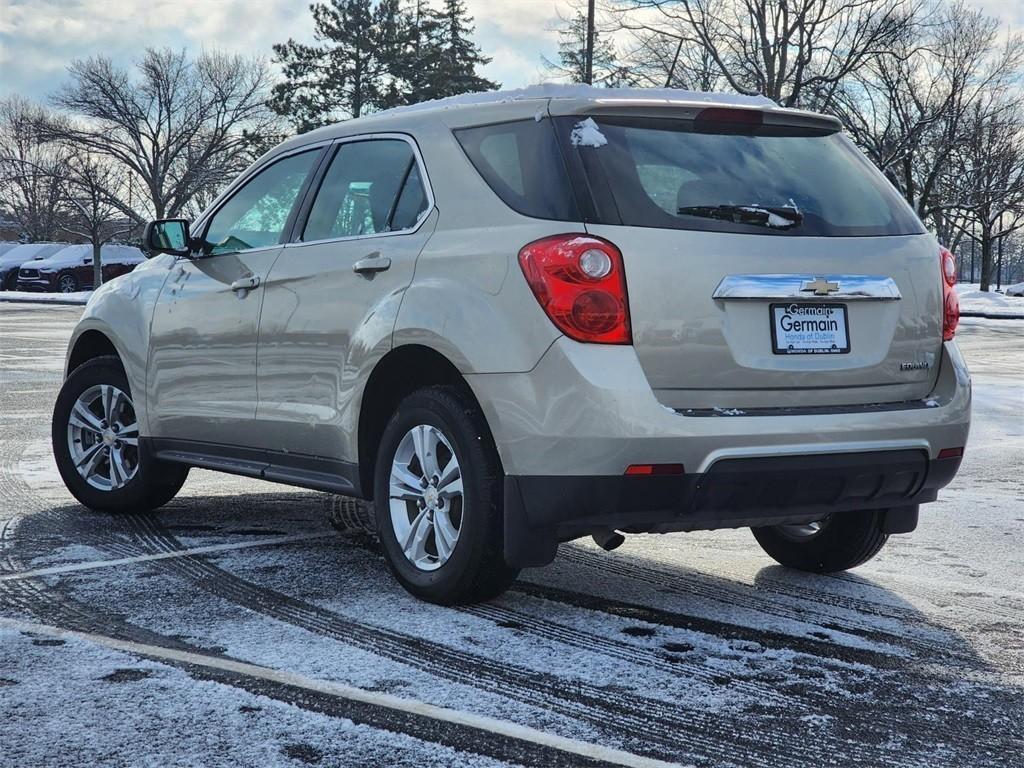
0,0,1021,102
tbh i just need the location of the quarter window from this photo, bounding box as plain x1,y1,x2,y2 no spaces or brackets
204,150,320,256
303,139,428,242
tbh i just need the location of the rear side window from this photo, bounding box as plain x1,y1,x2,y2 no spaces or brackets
563,115,923,237
454,120,580,221
303,139,428,241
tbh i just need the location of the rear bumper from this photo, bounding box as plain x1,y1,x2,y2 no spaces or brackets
468,337,971,477
504,451,961,567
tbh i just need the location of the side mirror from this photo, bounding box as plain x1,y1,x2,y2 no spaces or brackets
143,219,193,258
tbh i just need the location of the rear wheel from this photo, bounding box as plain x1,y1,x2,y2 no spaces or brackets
751,511,888,572
374,386,518,605
52,356,188,512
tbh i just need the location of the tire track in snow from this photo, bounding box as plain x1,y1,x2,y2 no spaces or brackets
83,509,866,768
0,476,624,766
559,546,983,668
0,428,627,768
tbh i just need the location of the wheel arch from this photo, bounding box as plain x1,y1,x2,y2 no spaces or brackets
67,329,121,375
357,344,499,500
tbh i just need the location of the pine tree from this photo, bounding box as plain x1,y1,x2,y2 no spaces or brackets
545,10,627,86
272,0,498,130
425,0,499,99
272,0,383,131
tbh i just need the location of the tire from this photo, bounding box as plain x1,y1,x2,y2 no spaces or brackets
1,271,15,291
56,273,79,293
751,511,888,573
374,385,518,605
52,355,188,513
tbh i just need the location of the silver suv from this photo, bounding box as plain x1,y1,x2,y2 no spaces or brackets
52,87,970,604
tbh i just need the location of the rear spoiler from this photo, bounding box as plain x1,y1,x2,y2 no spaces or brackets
547,98,842,133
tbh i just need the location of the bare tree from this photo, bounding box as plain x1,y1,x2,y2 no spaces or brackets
607,0,916,108
833,1,1024,222
59,153,141,289
42,48,277,220
0,96,71,241
950,101,1024,291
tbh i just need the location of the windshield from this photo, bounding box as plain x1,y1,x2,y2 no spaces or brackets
563,115,923,237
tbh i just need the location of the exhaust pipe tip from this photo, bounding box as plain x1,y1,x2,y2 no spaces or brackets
591,528,625,552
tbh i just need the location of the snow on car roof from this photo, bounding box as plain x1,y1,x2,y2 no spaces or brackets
374,83,776,119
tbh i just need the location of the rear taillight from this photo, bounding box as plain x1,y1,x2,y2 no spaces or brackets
518,234,631,344
939,246,959,341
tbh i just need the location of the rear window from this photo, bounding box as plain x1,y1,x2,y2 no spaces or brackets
454,119,580,221
562,115,923,237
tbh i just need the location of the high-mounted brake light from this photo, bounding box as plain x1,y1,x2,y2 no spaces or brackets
518,234,631,344
694,107,764,126
939,246,959,341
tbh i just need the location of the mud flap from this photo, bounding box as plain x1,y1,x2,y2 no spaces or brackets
503,475,559,568
881,505,919,534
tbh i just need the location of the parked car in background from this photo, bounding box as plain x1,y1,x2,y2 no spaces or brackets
1005,282,1024,297
0,243,66,290
17,244,145,293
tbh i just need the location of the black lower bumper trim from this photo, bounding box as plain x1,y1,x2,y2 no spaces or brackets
503,450,962,567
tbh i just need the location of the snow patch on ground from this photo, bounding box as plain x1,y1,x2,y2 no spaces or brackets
957,284,1024,316
0,290,91,305
17,438,65,496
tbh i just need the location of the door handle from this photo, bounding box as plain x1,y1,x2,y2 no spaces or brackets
353,254,392,275
230,274,260,294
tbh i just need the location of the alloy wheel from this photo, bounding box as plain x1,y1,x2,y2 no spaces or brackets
59,275,77,293
66,384,140,491
388,424,464,571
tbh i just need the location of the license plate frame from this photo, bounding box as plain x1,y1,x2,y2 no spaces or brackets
770,302,850,355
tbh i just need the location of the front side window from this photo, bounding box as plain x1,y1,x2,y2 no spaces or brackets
302,139,428,242
204,150,320,255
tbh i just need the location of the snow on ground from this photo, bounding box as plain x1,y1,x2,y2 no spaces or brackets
0,304,1021,767
957,283,1024,317
0,290,91,305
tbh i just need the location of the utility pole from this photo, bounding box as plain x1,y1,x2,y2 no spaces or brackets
997,212,1004,291
585,0,595,85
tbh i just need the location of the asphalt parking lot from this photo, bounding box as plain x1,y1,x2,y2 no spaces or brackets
0,303,1021,767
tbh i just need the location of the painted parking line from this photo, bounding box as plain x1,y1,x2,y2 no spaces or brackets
0,533,333,582
0,616,681,768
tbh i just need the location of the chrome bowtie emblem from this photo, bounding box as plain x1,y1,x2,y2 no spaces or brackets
801,277,840,296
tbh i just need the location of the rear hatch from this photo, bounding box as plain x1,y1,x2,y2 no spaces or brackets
554,107,942,410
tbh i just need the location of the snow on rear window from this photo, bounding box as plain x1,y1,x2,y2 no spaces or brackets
570,118,608,148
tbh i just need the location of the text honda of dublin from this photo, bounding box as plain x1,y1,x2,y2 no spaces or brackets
52,87,970,604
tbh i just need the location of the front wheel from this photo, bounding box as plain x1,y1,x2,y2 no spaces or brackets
52,356,188,512
751,511,888,573
374,386,518,605
57,273,79,293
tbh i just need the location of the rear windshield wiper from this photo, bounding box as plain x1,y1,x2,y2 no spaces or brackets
676,204,803,230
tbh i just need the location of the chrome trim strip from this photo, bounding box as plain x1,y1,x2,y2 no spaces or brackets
712,274,901,301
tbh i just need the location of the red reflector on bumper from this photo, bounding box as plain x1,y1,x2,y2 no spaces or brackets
625,464,685,476
937,448,964,459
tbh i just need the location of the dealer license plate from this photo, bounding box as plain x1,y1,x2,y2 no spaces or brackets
770,303,850,355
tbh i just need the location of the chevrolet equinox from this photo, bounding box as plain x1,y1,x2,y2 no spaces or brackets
52,87,970,604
